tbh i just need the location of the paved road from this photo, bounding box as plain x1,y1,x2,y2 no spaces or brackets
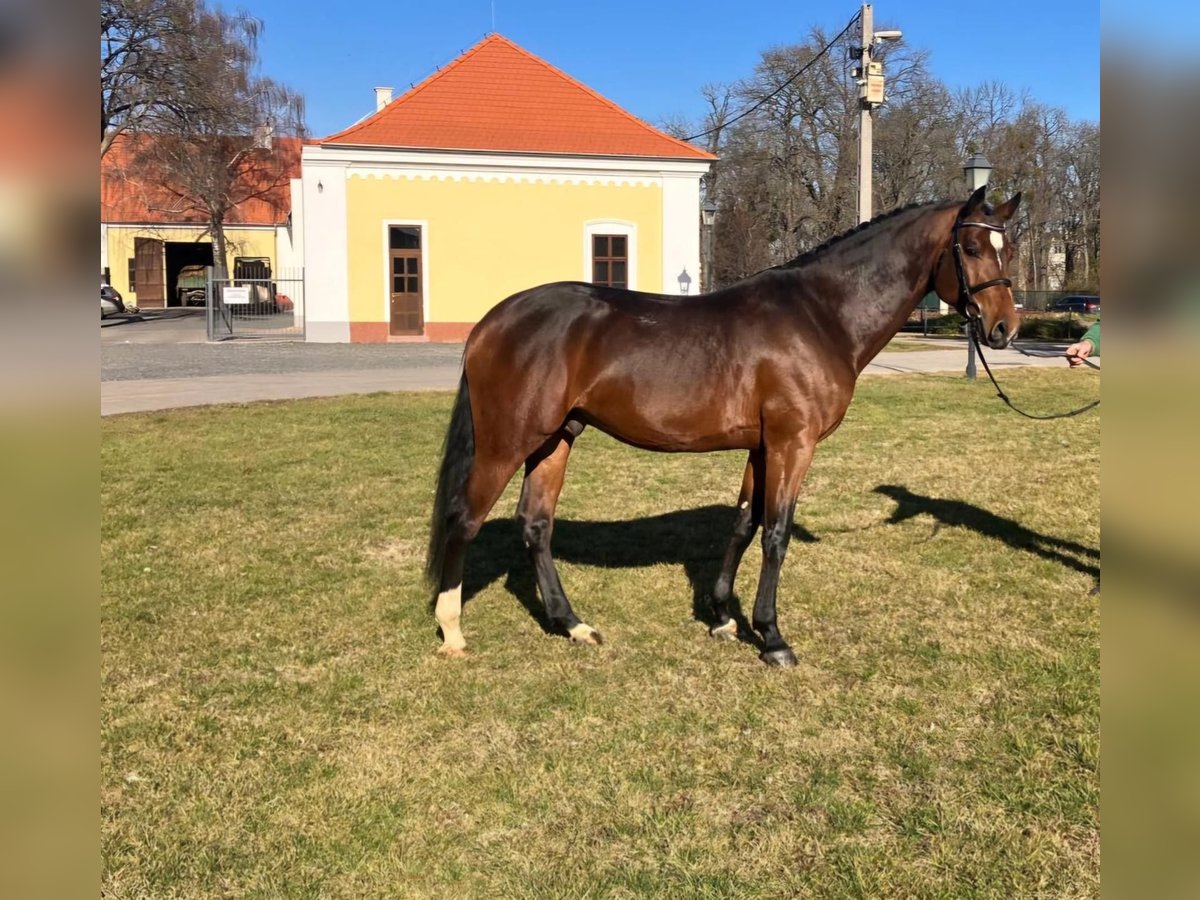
100,327,1071,416
102,339,465,382
101,308,209,344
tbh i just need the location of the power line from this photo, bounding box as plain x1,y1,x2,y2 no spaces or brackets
684,11,862,144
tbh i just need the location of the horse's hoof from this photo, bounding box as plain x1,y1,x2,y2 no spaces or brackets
568,623,604,646
760,648,797,668
437,645,467,659
710,620,738,641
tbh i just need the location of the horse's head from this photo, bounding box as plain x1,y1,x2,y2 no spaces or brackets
933,186,1022,349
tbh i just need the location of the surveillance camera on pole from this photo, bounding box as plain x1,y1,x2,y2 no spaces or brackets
872,29,903,42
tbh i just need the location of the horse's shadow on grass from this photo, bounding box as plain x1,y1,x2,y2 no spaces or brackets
872,484,1100,578
461,486,1099,643
463,505,818,648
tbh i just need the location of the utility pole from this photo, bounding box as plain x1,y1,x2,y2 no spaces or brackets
857,4,874,224
855,5,901,224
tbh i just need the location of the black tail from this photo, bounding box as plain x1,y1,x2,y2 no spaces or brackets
426,374,475,593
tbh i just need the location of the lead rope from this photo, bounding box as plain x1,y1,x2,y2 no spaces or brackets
970,326,1101,420
1009,342,1101,369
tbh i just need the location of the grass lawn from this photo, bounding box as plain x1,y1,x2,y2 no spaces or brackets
102,369,1099,898
884,338,950,352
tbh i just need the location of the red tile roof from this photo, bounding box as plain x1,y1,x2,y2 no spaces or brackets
323,34,715,161
101,134,305,226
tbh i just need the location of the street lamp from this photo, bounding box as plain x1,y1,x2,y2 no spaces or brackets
677,268,692,295
963,153,992,191
856,4,903,223
961,152,992,380
700,199,718,292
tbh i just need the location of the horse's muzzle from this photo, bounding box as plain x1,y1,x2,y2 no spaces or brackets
987,319,1014,349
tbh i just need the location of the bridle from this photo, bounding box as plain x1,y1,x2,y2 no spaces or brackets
949,219,1011,321
944,218,1101,420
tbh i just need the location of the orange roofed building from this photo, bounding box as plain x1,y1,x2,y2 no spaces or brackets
299,33,714,342
101,134,305,308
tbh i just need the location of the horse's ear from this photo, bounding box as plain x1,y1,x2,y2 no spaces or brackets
994,192,1022,221
960,185,988,217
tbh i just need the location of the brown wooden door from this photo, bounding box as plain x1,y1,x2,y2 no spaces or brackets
388,226,423,335
134,237,165,307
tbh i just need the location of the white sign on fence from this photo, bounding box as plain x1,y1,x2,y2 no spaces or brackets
223,286,250,305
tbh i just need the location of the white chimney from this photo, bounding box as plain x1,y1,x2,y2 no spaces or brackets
374,87,393,111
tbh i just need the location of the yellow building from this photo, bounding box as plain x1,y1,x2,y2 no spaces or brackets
101,135,303,308
299,34,714,342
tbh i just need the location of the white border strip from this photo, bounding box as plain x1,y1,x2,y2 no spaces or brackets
304,144,711,180
349,169,659,187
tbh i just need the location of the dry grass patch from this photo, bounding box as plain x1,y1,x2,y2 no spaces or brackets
103,369,1099,898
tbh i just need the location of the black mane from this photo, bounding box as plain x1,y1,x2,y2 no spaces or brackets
772,199,952,271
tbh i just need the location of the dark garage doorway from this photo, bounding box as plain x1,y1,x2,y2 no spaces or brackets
165,241,214,307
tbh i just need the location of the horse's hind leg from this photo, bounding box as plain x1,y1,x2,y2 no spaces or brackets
710,449,764,640
436,452,523,657
517,432,602,646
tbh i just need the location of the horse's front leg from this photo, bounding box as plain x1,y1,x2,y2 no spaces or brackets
752,437,816,668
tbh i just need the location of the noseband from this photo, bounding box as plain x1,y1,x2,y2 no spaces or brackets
950,220,1011,320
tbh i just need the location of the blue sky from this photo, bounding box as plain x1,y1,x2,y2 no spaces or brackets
247,0,1099,139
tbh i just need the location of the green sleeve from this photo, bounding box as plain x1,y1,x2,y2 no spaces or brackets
1081,321,1099,356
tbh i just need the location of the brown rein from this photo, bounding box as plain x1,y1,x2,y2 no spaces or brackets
969,328,1101,420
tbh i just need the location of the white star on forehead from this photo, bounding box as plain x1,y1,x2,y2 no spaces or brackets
989,231,1004,252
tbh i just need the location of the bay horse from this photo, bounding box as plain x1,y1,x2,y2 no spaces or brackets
426,185,1021,666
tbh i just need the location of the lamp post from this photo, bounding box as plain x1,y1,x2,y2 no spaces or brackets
855,5,903,223
700,199,717,293
677,268,692,295
961,153,992,379
963,153,992,192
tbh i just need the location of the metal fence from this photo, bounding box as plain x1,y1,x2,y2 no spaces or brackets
207,265,305,341
1013,290,1097,312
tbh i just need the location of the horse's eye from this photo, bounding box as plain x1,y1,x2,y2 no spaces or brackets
965,247,980,258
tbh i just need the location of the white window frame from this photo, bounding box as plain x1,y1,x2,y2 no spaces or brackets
583,220,637,290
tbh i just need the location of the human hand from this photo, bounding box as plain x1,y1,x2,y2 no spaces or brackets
1065,340,1093,367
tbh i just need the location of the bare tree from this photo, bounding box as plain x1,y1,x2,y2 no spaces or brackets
873,51,963,208
1053,122,1100,289
101,0,205,156
132,4,304,279
701,26,928,281
681,26,1098,295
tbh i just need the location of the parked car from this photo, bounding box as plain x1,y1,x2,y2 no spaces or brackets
1049,294,1100,314
101,282,125,317
176,265,208,306
232,256,278,314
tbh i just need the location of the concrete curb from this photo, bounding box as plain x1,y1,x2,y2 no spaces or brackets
100,346,1071,417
